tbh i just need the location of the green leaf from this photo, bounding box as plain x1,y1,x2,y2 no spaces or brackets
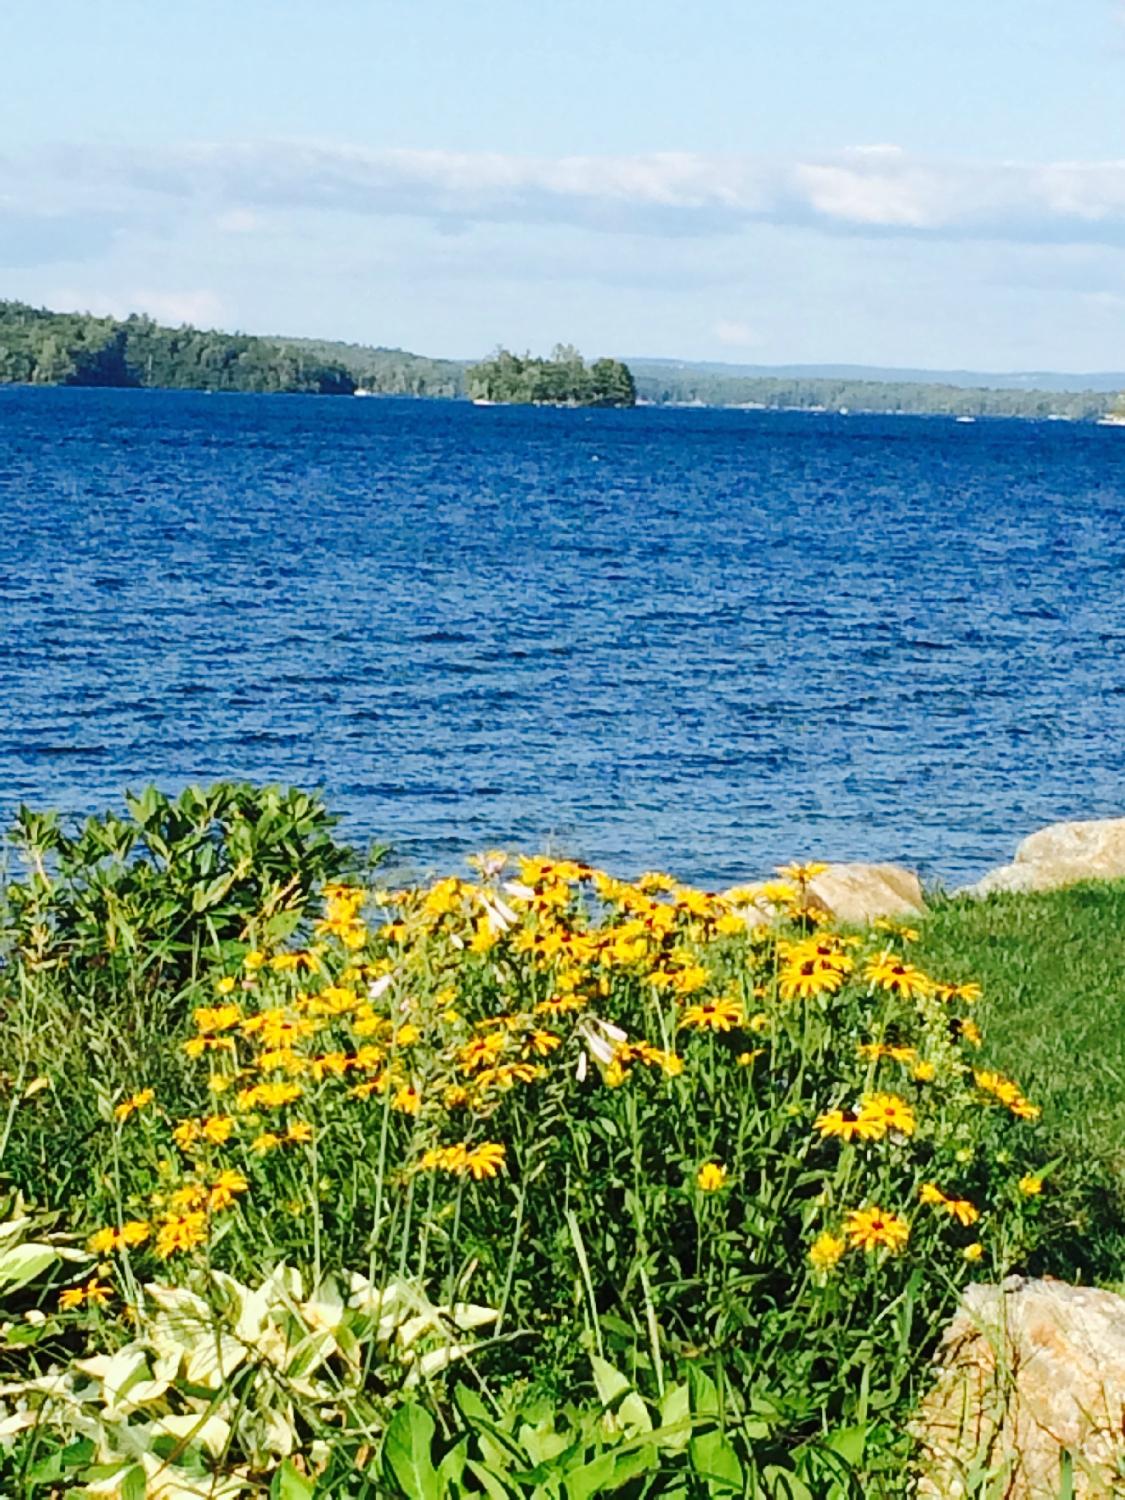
0,1242,59,1291
565,1451,618,1500
382,1404,440,1499
758,1465,814,1500
818,1423,866,1469
687,1365,721,1421
270,1459,318,1499
590,1355,652,1435
464,1459,514,1500
120,1466,148,1500
689,1428,743,1494
436,1436,469,1490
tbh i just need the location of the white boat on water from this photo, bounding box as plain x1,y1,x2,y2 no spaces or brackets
956,416,976,424
472,397,498,406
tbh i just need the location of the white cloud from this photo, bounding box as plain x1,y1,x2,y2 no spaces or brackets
713,319,761,349
11,141,1125,249
54,286,225,325
215,208,261,234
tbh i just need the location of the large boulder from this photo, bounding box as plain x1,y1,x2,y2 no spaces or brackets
960,818,1125,897
915,1276,1125,1496
806,862,926,926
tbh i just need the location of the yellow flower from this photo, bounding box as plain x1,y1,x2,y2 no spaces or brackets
201,1115,234,1146
814,1108,868,1143
155,1211,208,1259
172,1119,201,1152
856,1092,916,1138
963,1242,984,1262
114,1088,154,1122
913,1061,936,1082
919,1182,946,1206
252,1132,281,1154
946,1198,980,1227
808,1231,846,1273
844,1206,910,1254
169,1184,208,1213
778,959,844,1001
193,1003,242,1034
696,1162,728,1192
776,862,828,884
286,1120,313,1144
87,1221,150,1255
244,949,268,970
680,996,743,1033
208,1168,249,1212
1018,1175,1043,1197
737,1048,765,1066
864,954,933,1000
522,1029,562,1058
237,1080,303,1112
215,975,237,995
392,1085,421,1115
464,1142,506,1180
59,1277,112,1311
955,1018,983,1049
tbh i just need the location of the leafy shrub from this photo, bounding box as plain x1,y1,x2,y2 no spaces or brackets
0,1261,496,1496
1,783,358,983
40,855,1050,1486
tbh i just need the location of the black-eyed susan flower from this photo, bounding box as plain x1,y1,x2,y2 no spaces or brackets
808,1231,846,1273
864,953,933,999
200,1115,234,1146
59,1276,112,1311
1018,1174,1043,1196
814,1108,873,1143
856,1092,916,1139
208,1168,249,1212
155,1211,208,1259
114,1088,154,1122
778,960,844,1001
464,1142,506,1180
776,863,828,885
844,1206,910,1254
696,1162,728,1192
679,996,743,1033
87,1220,150,1255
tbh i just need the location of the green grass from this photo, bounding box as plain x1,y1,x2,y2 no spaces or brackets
916,878,1125,1280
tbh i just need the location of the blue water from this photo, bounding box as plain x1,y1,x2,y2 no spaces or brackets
2,387,1124,887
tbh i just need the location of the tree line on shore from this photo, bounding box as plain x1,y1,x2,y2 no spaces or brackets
1,299,1121,419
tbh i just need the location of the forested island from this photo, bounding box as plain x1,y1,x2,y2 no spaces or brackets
1,298,1122,419
467,345,636,406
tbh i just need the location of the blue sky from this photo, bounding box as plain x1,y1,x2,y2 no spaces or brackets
4,0,1125,368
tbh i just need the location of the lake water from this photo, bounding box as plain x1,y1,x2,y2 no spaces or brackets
2,387,1124,888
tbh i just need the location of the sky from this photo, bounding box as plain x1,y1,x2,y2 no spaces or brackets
5,0,1125,370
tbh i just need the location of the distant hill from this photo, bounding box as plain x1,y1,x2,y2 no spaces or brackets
281,337,466,397
628,357,1125,395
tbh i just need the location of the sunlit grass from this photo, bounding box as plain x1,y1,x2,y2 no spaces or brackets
916,878,1125,1280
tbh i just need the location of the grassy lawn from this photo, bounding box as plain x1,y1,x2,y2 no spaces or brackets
916,879,1125,1279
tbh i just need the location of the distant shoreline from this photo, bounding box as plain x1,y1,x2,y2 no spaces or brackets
3,298,1120,422
5,382,1122,425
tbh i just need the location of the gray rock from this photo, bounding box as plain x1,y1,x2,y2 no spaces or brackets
915,1276,1125,1496
806,862,926,926
959,817,1125,898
